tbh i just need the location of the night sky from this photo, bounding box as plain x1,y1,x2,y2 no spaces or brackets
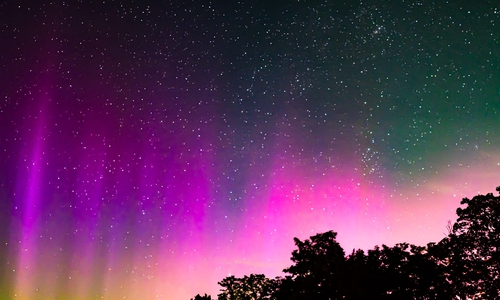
1,0,500,298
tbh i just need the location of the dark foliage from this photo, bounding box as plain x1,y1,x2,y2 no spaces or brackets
217,274,277,300
436,187,500,299
191,294,212,300
193,186,500,300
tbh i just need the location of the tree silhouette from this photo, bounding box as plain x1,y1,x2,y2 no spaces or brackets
191,294,212,300
277,236,451,299
436,187,500,299
217,274,276,300
280,230,346,299
365,243,451,299
195,186,500,300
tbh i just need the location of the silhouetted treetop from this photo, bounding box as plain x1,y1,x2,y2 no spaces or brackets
437,186,500,299
193,186,500,300
217,274,276,300
191,294,212,300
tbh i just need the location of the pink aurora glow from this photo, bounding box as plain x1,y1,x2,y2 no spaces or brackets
7,96,498,299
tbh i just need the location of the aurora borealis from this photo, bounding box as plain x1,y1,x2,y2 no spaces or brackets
1,0,500,298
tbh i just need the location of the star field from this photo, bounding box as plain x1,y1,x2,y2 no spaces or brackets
1,0,500,298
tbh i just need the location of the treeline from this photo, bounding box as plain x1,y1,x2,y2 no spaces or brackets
192,187,500,300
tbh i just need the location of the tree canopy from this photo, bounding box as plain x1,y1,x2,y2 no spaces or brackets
191,294,212,300
217,274,276,300
193,186,500,300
